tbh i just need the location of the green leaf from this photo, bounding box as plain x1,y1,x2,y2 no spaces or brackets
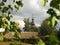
14,5,19,11
8,11,11,15
16,1,23,7
8,5,12,8
16,1,21,5
55,21,57,26
2,13,6,18
13,0,15,2
50,0,60,10
0,2,4,6
2,7,9,13
48,35,58,44
56,16,60,20
0,6,2,10
2,0,7,2
41,0,48,6
51,16,56,27
47,8,57,16
38,39,45,45
0,36,4,41
8,5,13,10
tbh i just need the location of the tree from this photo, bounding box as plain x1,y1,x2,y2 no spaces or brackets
23,18,39,32
47,8,60,28
0,0,23,29
0,0,23,14
38,0,60,45
23,18,30,31
57,29,60,40
42,0,60,28
10,21,21,32
39,18,56,36
0,0,23,40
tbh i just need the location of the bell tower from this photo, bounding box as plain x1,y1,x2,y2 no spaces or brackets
31,15,35,26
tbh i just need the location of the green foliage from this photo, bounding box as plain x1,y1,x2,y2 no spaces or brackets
0,0,23,13
0,14,21,37
0,36,4,41
9,42,20,45
10,21,21,39
16,1,23,7
23,18,30,31
23,18,39,32
50,0,60,10
0,2,4,6
48,35,58,45
14,5,19,11
57,29,60,40
41,0,48,6
56,16,60,19
38,39,45,45
47,8,60,27
2,7,9,13
47,8,57,16
43,0,60,27
46,8,60,27
0,14,11,30
14,32,20,39
2,0,7,2
0,0,23,34
43,0,60,10
39,19,56,36
47,8,58,27
39,0,60,45
10,21,21,32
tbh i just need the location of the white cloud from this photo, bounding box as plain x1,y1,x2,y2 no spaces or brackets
10,0,50,28
29,0,40,10
16,20,25,29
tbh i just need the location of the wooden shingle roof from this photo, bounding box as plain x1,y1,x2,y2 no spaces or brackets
20,32,39,39
4,32,39,39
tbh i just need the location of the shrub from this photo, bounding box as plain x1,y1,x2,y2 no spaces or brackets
0,36,4,41
9,42,21,45
47,35,58,45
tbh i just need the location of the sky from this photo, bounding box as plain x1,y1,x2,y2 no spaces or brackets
11,0,50,28
3,0,60,29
